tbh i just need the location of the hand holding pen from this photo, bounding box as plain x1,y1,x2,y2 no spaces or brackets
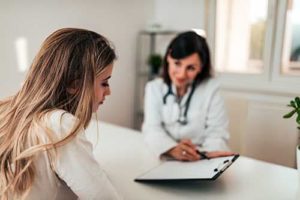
165,139,236,161
196,150,210,160
165,139,200,161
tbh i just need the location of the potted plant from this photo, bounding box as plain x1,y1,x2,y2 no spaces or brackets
283,96,300,173
148,54,162,76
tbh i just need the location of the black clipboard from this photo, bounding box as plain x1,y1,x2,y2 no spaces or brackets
135,155,239,182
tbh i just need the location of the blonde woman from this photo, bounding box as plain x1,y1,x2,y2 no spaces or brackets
0,28,122,199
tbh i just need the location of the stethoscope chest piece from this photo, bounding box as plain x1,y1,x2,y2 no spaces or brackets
177,117,188,125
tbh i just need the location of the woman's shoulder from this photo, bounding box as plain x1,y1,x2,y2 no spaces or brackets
41,109,79,138
193,77,221,98
145,77,167,94
198,77,221,90
146,77,164,87
46,109,77,125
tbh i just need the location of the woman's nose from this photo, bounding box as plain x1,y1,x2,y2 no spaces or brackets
105,87,111,96
176,68,187,78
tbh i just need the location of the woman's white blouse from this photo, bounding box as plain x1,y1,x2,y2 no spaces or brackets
26,110,122,200
142,78,230,157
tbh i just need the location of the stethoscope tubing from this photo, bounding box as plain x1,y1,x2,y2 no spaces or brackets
162,82,196,125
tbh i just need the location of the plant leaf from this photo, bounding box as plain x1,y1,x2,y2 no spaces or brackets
283,110,297,118
295,97,300,108
297,114,300,125
290,101,296,108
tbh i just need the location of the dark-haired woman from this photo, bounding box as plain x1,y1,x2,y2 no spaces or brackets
142,31,235,161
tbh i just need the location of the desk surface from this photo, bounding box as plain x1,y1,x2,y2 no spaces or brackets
85,121,300,200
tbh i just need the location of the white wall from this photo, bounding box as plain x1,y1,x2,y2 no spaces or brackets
0,0,154,128
222,90,298,168
153,0,205,31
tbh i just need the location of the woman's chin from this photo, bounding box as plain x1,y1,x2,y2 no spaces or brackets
93,102,104,112
175,83,187,89
92,106,100,112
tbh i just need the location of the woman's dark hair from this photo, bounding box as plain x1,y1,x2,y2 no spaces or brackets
162,31,212,86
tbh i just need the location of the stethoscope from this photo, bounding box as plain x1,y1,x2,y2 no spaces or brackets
162,82,196,125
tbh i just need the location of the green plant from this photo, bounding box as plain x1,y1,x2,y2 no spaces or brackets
147,54,162,75
283,96,300,129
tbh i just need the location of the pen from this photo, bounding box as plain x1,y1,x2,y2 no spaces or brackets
196,150,210,160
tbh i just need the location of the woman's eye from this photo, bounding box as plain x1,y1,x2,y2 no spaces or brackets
174,60,181,66
187,65,196,71
101,82,110,87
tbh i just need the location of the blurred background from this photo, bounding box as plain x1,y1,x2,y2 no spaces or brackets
1,0,300,168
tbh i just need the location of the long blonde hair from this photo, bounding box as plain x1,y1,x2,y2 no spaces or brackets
0,28,116,199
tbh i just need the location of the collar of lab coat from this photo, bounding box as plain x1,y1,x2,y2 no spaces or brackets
167,82,193,107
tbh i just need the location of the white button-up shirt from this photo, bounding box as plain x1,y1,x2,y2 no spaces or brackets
142,78,230,157
26,110,122,200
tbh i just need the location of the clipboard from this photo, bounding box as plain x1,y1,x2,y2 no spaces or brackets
135,154,239,182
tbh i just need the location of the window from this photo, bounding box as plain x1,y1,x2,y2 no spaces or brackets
206,0,300,94
281,0,300,75
215,0,268,74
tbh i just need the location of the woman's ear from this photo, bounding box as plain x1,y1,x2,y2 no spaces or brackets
66,80,80,94
66,87,77,94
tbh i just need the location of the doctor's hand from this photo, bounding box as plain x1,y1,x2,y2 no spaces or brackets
165,139,200,161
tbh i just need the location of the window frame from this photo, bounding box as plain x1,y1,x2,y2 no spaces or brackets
205,0,300,96
272,0,300,83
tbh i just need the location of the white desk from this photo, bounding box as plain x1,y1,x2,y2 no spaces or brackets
86,121,300,200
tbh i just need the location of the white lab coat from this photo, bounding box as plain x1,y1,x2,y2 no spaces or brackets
142,78,230,157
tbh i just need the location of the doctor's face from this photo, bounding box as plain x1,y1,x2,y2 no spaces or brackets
167,52,202,90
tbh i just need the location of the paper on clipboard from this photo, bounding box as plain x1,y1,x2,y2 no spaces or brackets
135,155,239,182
